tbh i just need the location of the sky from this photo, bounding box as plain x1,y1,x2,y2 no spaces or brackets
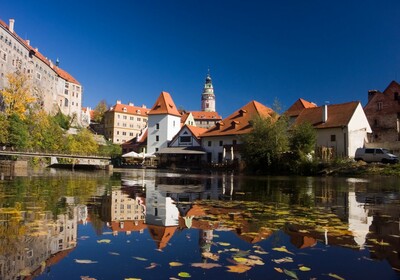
2,0,400,118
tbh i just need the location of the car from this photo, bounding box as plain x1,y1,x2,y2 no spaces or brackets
355,148,399,164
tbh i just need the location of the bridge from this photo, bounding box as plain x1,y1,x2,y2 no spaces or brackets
0,150,112,169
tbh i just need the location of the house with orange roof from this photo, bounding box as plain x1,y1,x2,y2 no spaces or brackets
0,18,83,124
147,91,182,155
291,101,371,158
201,100,275,164
190,111,222,129
180,111,196,126
157,124,207,169
364,80,400,143
103,100,149,144
285,98,317,123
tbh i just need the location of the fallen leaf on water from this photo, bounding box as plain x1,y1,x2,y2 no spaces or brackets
226,264,252,273
191,263,222,269
75,259,98,264
169,262,183,267
178,272,191,278
109,252,120,256
97,239,111,244
274,267,283,273
272,246,294,255
102,232,113,235
218,242,231,246
272,257,293,264
124,278,141,280
284,269,298,280
133,257,147,261
146,263,158,269
328,273,345,280
299,266,311,271
254,250,268,255
202,252,219,261
81,277,97,280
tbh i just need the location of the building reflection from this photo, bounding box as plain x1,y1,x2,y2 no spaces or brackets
0,196,85,279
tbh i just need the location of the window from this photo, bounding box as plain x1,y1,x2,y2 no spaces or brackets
122,132,126,136
180,136,191,143
137,117,141,121
156,123,159,129
365,149,374,154
233,140,237,145
208,141,212,147
64,98,68,107
395,92,399,100
36,72,41,80
219,141,223,146
330,135,336,142
377,102,383,111
156,135,159,141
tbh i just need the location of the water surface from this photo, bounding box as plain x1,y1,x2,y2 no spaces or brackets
0,169,399,279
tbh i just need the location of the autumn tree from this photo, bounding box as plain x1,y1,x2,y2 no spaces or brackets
92,99,108,123
0,72,35,120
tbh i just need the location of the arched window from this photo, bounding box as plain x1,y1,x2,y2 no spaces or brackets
64,98,69,107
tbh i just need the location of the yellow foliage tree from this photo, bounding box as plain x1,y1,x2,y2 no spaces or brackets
0,72,36,119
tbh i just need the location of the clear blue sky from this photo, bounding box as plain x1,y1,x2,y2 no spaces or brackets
3,0,400,117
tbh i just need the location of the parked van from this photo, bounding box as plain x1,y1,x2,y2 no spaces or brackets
355,148,399,164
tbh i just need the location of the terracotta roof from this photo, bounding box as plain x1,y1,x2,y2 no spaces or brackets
0,19,80,85
180,112,191,124
200,100,275,137
191,111,222,120
285,98,317,117
148,91,181,117
109,103,150,115
383,80,400,94
147,225,178,249
110,220,147,232
186,125,208,139
293,101,359,129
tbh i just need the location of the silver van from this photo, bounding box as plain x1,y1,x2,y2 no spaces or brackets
355,148,399,164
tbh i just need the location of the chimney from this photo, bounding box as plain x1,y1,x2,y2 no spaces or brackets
26,39,30,46
322,104,328,123
368,89,378,102
9,19,14,33
116,100,121,104
128,102,134,106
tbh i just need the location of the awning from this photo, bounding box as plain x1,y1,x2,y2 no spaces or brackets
157,147,206,155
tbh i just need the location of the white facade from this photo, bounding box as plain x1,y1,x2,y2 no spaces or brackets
202,135,239,163
147,114,181,155
169,126,202,147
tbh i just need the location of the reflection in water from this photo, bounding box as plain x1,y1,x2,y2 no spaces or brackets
0,170,400,279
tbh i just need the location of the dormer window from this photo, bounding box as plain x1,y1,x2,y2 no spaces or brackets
123,107,127,112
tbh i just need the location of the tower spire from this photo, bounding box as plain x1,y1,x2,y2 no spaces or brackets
201,71,216,112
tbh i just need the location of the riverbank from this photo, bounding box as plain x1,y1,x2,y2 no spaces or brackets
318,160,400,176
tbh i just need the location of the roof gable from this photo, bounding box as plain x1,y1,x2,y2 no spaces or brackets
294,101,359,129
285,98,317,117
190,111,222,120
201,100,275,137
110,103,150,115
148,91,181,117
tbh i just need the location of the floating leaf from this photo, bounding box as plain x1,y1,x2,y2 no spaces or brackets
169,262,183,267
97,239,111,244
272,246,294,255
81,277,97,280
191,263,222,269
133,257,147,261
109,252,120,256
328,273,345,280
299,266,311,271
284,269,298,280
226,264,252,273
75,259,98,264
146,263,158,269
274,267,283,273
233,257,248,263
178,272,191,278
254,250,268,255
272,257,293,264
202,252,219,261
124,278,141,280
218,242,231,246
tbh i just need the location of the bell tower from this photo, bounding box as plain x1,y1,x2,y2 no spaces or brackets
201,71,216,112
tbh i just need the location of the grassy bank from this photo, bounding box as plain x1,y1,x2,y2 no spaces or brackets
318,160,400,176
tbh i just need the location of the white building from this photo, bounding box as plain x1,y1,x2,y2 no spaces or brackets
0,18,82,123
147,91,181,155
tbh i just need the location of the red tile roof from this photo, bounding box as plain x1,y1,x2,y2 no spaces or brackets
293,101,359,128
191,111,222,120
186,125,208,139
180,112,191,124
200,100,275,137
109,102,150,115
148,91,181,117
147,225,178,249
285,98,317,117
0,19,80,85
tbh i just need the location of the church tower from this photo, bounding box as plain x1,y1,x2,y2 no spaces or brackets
201,72,216,112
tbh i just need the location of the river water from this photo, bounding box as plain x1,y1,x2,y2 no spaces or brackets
0,168,399,279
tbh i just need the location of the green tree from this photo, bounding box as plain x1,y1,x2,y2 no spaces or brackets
98,141,122,157
241,115,289,174
289,122,316,158
53,111,71,130
8,114,29,149
65,129,99,155
92,99,108,123
0,114,9,144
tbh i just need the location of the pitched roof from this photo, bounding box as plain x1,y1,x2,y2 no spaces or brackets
109,102,150,115
147,225,178,249
285,98,317,117
180,112,191,124
293,101,359,129
200,100,275,137
148,91,181,116
190,111,222,120
0,19,80,85
186,125,208,139
383,80,400,94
